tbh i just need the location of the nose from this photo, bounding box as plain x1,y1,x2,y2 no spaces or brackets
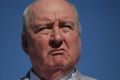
49,26,64,48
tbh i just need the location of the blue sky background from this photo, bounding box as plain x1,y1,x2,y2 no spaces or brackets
0,0,120,80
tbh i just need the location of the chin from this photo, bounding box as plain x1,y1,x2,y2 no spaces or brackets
49,60,72,70
45,55,75,69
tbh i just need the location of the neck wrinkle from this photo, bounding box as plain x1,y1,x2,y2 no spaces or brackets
31,66,75,80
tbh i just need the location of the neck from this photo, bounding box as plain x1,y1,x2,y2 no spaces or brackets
32,66,74,80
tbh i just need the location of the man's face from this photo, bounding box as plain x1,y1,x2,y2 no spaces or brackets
23,0,81,70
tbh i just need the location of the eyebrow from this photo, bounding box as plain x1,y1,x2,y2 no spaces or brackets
61,20,74,24
60,20,75,26
31,21,75,28
30,17,76,29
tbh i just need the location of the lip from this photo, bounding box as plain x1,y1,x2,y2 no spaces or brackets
49,48,66,56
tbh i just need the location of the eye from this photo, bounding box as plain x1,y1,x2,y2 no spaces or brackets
60,22,73,29
63,24,72,29
59,22,73,32
32,23,53,34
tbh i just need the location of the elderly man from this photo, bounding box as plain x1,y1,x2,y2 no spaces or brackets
21,0,96,80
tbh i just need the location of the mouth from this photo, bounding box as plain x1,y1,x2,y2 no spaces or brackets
49,48,66,56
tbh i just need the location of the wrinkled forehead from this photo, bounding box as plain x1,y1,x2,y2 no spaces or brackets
26,0,77,23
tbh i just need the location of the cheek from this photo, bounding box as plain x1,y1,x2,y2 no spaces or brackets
29,35,49,58
65,33,81,60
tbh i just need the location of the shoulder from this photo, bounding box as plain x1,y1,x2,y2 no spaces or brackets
20,71,30,80
75,69,97,80
80,74,97,80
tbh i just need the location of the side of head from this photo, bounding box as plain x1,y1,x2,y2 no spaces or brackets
22,0,81,73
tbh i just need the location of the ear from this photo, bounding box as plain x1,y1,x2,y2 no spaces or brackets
22,32,29,55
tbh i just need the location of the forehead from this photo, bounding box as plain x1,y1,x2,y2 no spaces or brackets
27,0,77,23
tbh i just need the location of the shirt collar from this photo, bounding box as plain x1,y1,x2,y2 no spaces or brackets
30,68,77,80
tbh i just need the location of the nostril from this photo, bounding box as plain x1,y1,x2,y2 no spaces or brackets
49,39,63,48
